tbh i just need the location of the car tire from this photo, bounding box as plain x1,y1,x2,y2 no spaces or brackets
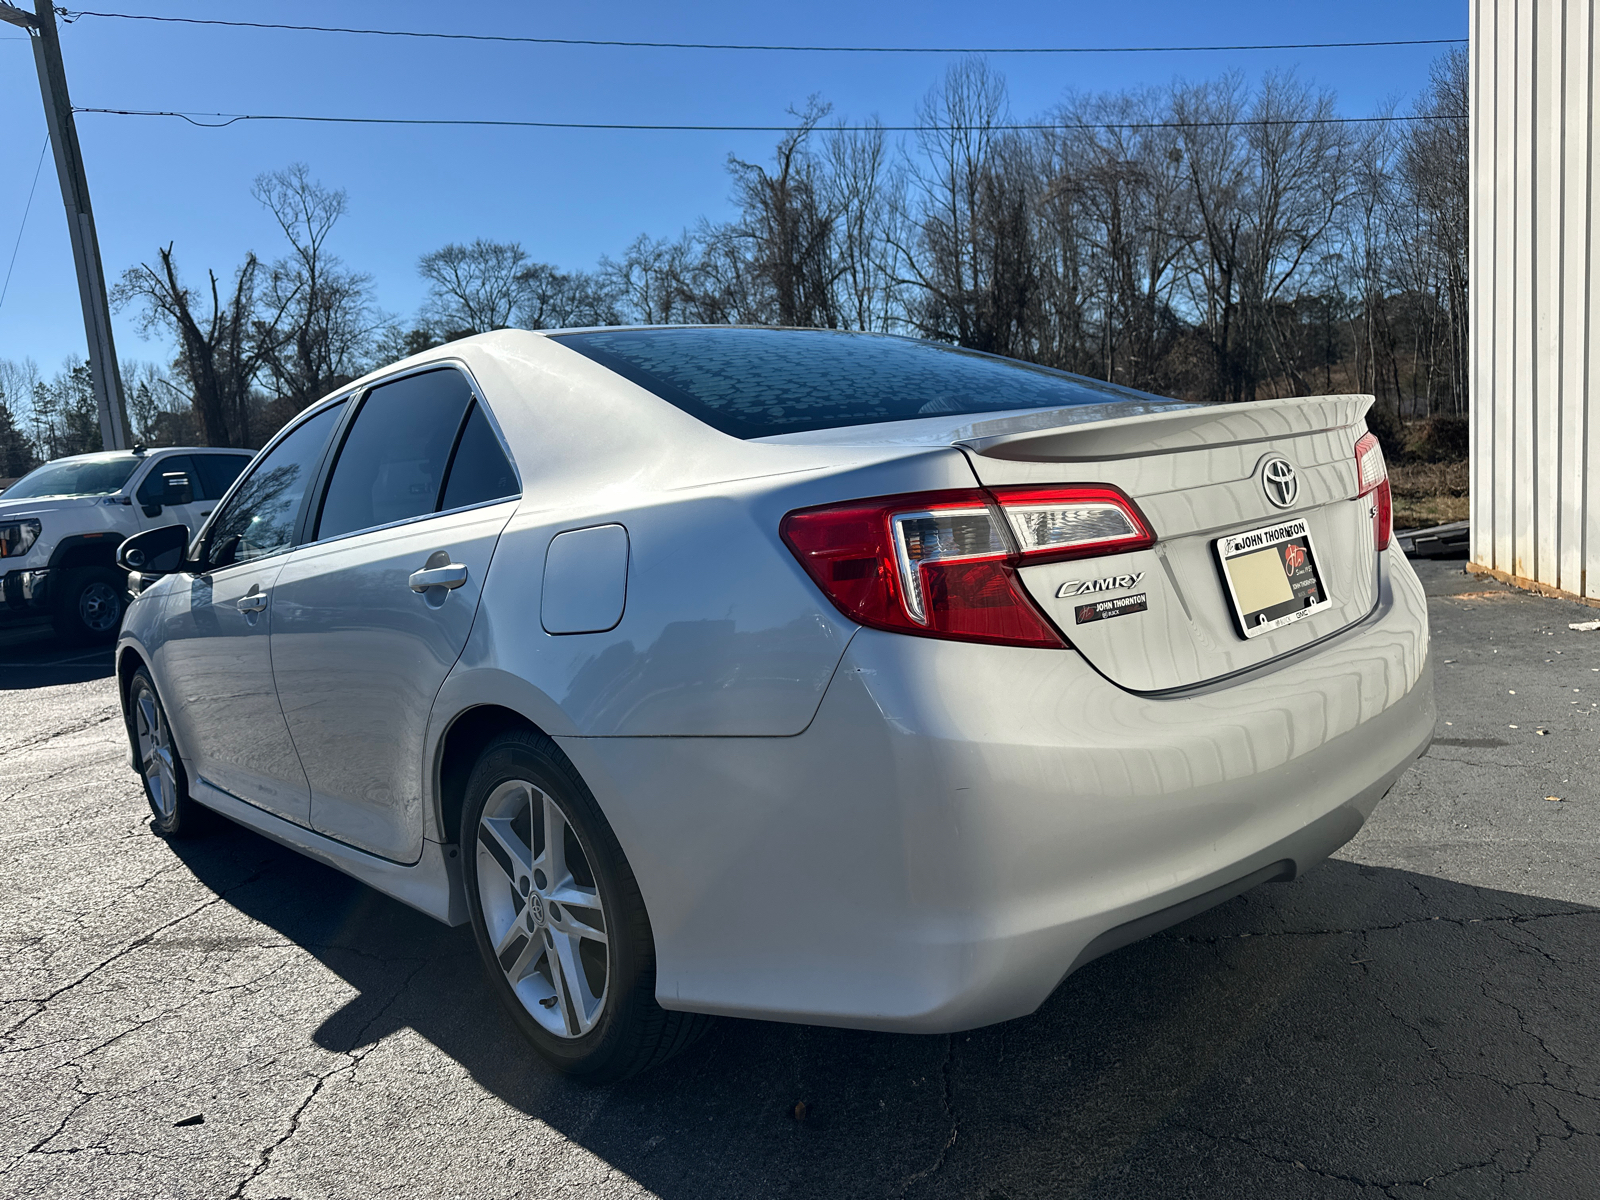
52,566,127,644
461,728,712,1081
126,666,209,838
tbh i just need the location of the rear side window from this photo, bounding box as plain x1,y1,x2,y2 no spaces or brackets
553,327,1180,439
317,369,474,541
209,401,346,567
194,453,252,501
439,403,518,511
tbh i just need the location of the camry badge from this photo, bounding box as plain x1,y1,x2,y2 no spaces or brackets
1261,456,1299,508
1057,572,1144,599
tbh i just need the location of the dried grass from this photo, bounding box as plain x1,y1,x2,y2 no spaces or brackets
1387,459,1470,529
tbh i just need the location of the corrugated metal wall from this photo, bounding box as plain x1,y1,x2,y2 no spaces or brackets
1470,0,1598,601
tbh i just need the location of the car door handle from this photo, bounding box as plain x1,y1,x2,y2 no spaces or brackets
236,593,268,613
409,563,469,592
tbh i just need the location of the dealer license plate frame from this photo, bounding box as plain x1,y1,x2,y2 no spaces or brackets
1215,517,1333,639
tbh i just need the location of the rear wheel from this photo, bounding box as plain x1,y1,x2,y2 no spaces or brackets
127,667,208,837
52,566,127,644
461,729,711,1080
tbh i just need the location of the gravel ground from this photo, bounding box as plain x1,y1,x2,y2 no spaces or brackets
1,558,1596,1200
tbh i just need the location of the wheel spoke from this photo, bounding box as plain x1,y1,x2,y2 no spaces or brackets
547,932,582,1036
135,692,157,745
536,793,568,885
478,814,531,887
493,911,528,960
548,891,606,942
502,926,545,985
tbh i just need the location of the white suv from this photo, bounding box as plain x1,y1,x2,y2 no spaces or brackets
0,446,254,642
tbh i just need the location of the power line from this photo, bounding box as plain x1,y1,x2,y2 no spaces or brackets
75,107,1467,133
0,135,50,319
62,11,1466,56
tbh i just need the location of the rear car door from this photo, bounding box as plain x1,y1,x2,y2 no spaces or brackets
157,403,346,824
269,367,520,863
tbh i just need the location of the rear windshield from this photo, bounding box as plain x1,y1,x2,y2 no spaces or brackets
553,328,1171,439
3,456,139,499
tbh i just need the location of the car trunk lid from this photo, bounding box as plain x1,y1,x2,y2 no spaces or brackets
956,394,1381,692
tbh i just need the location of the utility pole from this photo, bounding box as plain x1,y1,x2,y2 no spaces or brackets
0,0,130,451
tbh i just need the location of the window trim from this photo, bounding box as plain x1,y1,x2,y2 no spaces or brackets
300,359,522,551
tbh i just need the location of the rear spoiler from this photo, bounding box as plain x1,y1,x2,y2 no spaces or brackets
955,394,1374,463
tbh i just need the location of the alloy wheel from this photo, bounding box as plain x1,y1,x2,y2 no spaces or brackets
133,682,178,821
475,779,610,1038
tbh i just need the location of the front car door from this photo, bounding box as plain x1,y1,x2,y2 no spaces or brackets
270,367,521,862
132,454,211,535
157,402,347,824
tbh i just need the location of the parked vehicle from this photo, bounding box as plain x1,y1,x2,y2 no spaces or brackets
115,328,1433,1080
0,446,254,642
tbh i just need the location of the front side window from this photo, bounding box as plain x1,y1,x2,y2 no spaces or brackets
208,401,346,568
3,456,139,499
136,456,196,507
316,369,475,541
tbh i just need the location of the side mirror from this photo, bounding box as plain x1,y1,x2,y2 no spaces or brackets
118,523,191,577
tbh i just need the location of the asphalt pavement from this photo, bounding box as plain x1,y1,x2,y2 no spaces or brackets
1,558,1597,1199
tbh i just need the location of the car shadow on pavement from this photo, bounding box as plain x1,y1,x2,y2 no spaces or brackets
166,819,1598,1199
0,620,115,689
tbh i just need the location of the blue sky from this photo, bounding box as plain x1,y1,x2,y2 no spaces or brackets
0,0,1466,374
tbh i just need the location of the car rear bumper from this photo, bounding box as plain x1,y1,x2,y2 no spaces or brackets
562,547,1433,1032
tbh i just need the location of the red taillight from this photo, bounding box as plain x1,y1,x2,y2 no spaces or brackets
781,485,1154,649
1353,431,1392,551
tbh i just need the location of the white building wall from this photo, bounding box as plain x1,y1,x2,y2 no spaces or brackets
1470,0,1599,601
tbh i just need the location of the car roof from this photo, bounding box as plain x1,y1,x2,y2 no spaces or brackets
42,446,253,465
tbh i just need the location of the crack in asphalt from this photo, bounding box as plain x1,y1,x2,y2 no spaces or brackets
0,870,265,1044
1173,1119,1501,1193
226,957,434,1200
1162,906,1593,946
14,705,121,753
897,1035,958,1197
0,1065,99,1177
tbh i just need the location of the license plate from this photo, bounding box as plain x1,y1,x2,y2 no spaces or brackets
1215,518,1331,638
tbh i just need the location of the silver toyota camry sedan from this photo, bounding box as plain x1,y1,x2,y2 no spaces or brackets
115,328,1432,1080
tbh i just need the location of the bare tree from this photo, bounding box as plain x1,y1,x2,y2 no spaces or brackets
516,263,620,329
1392,47,1469,416
823,118,909,332
900,60,1039,356
1045,89,1191,389
602,233,695,324
252,163,379,414
0,358,40,476
418,239,530,336
112,246,265,446
726,98,841,327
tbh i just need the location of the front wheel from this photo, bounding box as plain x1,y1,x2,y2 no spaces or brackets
52,566,127,644
461,729,710,1080
126,666,208,837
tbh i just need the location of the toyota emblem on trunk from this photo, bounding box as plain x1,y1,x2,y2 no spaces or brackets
1261,457,1299,508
